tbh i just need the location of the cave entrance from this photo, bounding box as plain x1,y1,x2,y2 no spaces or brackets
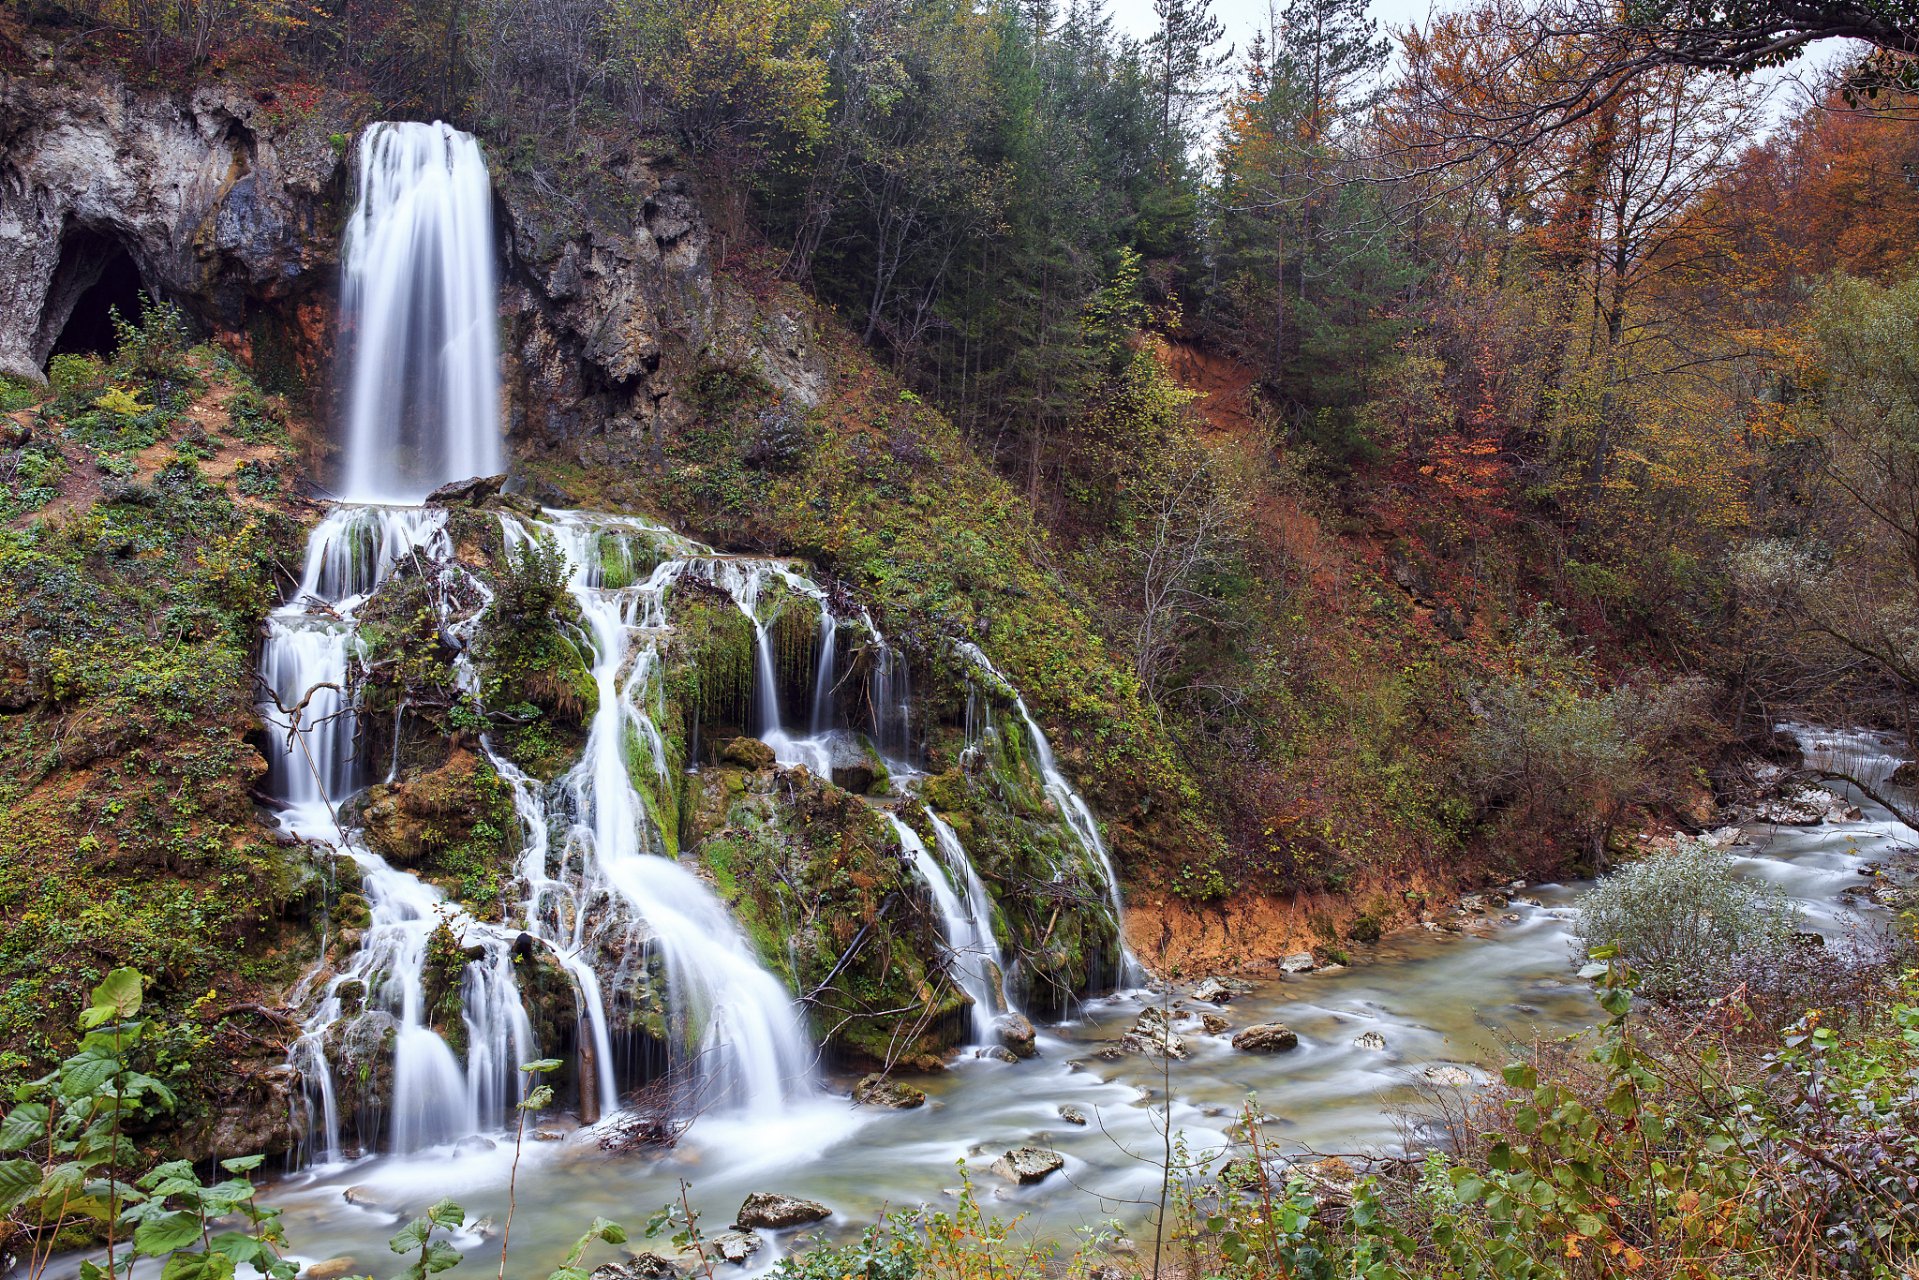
47,236,147,361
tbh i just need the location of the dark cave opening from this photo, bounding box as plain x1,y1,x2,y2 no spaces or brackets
48,239,147,360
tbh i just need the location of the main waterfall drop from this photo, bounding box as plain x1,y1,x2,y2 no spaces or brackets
338,121,502,502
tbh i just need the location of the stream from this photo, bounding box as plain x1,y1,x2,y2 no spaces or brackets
252,738,1912,1279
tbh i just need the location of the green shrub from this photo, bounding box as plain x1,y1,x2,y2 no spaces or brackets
46,353,104,394
1573,837,1800,999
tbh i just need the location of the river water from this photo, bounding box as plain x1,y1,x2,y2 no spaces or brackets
253,735,1911,1279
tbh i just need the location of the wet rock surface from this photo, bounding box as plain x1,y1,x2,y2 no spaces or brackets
991,1146,1065,1184
735,1192,831,1230
1232,1023,1299,1052
997,1012,1038,1058
852,1073,926,1108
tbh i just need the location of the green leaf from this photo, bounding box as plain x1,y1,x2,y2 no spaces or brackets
1,1102,49,1152
80,970,145,1030
58,1050,123,1098
208,1231,279,1268
519,1085,554,1111
390,1221,432,1255
139,1160,199,1191
427,1198,465,1228
0,1157,43,1213
1500,1062,1537,1089
521,1059,565,1074
587,1218,626,1246
219,1154,265,1174
160,1251,238,1280
135,1211,209,1256
420,1240,463,1275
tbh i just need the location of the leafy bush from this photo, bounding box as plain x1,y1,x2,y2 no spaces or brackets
1573,838,1801,999
46,354,104,395
109,303,194,385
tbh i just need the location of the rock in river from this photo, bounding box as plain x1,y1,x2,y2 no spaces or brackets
853,1073,926,1109
1058,1104,1088,1126
736,1192,831,1230
997,1012,1038,1058
705,1231,763,1266
991,1146,1065,1184
1278,953,1316,974
305,1260,358,1279
1232,1023,1299,1053
1191,976,1250,1002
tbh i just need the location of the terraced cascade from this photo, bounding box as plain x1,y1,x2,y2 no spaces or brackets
266,506,544,1160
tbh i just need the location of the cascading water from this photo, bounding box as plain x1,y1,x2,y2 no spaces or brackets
888,815,1007,1041
338,121,502,503
273,117,1135,1172
266,506,541,1159
957,642,1146,986
494,514,818,1115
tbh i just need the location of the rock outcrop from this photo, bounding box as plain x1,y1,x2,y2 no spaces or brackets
0,66,352,382
495,158,827,488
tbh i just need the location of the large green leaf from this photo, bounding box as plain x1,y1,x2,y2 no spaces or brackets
58,1049,122,1099
520,1059,565,1074
0,1157,43,1213
134,1210,209,1256
219,1155,265,1175
80,970,145,1030
0,1102,49,1152
426,1198,465,1229
389,1220,432,1255
159,1251,237,1280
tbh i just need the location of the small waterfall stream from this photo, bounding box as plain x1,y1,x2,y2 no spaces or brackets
888,815,1009,1042
957,642,1145,985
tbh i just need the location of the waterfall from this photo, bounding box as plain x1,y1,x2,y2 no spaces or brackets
956,642,1145,986
888,815,1008,1042
808,613,837,734
497,515,818,1115
265,507,543,1159
338,122,502,502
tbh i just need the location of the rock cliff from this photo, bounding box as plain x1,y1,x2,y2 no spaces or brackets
0,65,349,383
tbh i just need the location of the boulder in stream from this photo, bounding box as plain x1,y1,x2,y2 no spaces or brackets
1354,1031,1387,1051
1232,1023,1299,1053
704,1231,763,1266
1058,1104,1087,1126
997,1012,1038,1058
304,1260,358,1279
1278,953,1316,974
1120,1008,1188,1058
1200,1013,1230,1035
735,1192,831,1230
991,1146,1065,1184
720,737,776,770
852,1073,926,1108
1191,976,1250,1002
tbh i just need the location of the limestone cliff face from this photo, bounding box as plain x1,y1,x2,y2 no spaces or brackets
495,153,828,488
0,65,350,382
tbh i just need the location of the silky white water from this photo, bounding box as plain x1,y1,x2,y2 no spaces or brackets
264,506,541,1160
956,641,1145,986
888,815,1007,1042
494,513,818,1117
338,122,501,502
